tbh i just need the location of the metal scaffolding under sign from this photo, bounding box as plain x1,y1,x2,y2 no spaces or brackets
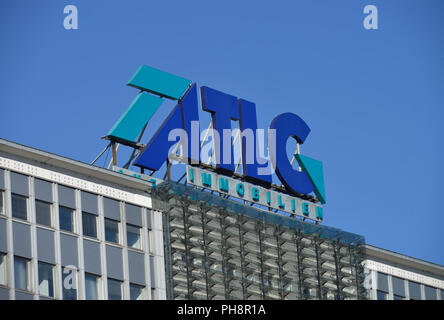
151,182,366,300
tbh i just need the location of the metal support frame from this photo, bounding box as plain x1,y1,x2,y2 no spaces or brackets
162,209,174,300
111,142,118,168
180,200,193,299
333,241,342,300
199,203,211,299
314,237,323,299
257,220,267,299
153,182,365,301
91,143,111,165
294,232,304,299
275,226,284,299
237,214,248,299
218,208,230,299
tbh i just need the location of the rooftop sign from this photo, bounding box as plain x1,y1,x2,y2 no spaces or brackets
106,65,326,220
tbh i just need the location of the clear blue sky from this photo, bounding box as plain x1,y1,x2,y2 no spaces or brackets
1,1,443,265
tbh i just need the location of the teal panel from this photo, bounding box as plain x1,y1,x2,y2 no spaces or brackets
295,154,326,204
107,93,163,143
127,65,192,100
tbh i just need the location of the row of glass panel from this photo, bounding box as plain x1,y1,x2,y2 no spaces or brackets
376,272,442,300
2,191,152,251
167,206,362,300
0,252,146,300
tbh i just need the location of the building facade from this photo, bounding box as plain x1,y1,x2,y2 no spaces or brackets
363,245,444,300
0,138,443,300
153,182,366,300
0,139,166,300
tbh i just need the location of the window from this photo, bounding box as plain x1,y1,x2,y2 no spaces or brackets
0,253,6,286
0,190,4,215
35,200,52,227
82,212,97,238
62,266,77,300
130,283,144,300
105,218,119,244
59,206,74,232
14,256,30,291
425,285,437,300
376,290,387,300
394,294,403,300
392,276,405,298
127,224,141,249
38,262,54,297
85,273,99,300
377,272,389,292
12,194,27,220
107,278,122,300
408,281,422,300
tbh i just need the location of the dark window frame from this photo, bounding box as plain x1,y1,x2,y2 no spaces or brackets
14,256,30,292
59,206,75,233
35,199,52,227
376,290,388,300
82,212,97,239
11,193,28,221
107,278,123,300
126,224,141,249
37,261,55,298
104,218,119,244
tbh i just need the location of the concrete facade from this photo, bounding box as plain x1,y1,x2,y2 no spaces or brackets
0,139,165,300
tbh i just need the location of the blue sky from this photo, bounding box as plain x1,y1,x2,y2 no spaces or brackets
1,1,443,265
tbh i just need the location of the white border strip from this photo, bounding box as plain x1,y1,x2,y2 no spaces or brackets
0,156,151,208
363,259,444,290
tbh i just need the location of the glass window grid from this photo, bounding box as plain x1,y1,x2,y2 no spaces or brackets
4,172,444,301
1,261,155,300
1,177,157,300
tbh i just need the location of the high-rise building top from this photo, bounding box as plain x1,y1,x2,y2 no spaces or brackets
0,138,442,300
